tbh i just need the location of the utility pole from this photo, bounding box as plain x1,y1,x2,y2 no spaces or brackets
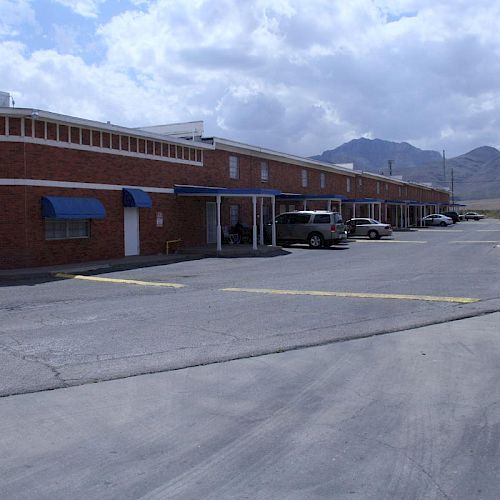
388,159,393,176
442,150,446,183
451,168,455,208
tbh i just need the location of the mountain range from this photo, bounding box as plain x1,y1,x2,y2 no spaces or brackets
312,139,500,200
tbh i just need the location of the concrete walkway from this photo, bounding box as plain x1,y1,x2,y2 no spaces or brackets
0,244,288,279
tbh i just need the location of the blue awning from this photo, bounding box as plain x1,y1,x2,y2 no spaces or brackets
122,188,152,208
277,193,345,200
174,185,281,197
41,196,106,219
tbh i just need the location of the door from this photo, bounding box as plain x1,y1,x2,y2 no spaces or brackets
206,202,217,244
124,207,140,256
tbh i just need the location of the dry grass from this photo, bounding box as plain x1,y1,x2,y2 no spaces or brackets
461,198,500,210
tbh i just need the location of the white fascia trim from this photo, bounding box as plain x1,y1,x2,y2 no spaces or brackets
0,178,174,194
0,107,214,149
0,136,203,166
210,137,356,177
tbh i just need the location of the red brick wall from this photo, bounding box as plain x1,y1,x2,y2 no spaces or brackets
0,134,449,268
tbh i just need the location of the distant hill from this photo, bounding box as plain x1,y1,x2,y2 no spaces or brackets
312,139,500,200
312,138,443,174
403,146,500,200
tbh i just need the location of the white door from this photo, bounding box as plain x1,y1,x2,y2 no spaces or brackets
124,207,140,256
206,202,217,244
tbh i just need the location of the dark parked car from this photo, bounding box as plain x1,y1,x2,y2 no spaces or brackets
265,211,347,248
442,211,460,223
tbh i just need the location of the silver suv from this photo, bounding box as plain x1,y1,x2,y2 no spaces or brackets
266,211,347,248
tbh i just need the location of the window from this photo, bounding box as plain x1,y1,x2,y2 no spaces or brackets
385,183,389,192
347,178,352,193
301,169,308,188
260,161,269,182
399,186,402,196
230,205,239,227
376,182,380,195
313,214,330,224
229,155,239,179
288,213,310,224
45,219,90,240
320,172,326,189
358,177,363,187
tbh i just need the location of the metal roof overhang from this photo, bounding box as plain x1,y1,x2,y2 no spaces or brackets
276,193,345,200
343,197,385,203
41,196,106,219
174,185,281,197
122,188,152,208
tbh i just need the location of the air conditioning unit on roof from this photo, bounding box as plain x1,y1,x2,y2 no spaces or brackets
0,91,11,107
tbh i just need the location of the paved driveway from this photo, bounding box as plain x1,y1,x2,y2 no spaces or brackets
1,219,500,396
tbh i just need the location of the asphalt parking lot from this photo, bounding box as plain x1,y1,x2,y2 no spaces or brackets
1,219,500,499
1,219,500,397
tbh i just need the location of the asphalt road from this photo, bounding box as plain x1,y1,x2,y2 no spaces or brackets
1,312,499,499
1,219,500,396
1,219,500,499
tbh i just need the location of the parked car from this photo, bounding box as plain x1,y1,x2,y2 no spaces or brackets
422,214,454,227
463,212,485,221
345,218,393,239
442,211,460,223
265,211,347,248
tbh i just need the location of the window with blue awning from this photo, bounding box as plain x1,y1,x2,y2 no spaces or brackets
41,196,106,219
122,188,152,208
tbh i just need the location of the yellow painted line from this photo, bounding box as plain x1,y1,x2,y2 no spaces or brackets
350,240,427,244
55,273,185,288
222,287,479,304
449,241,499,244
416,229,463,232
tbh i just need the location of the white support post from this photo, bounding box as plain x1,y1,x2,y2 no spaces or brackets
327,200,332,211
259,197,264,247
216,195,222,252
303,200,307,210
272,197,276,246
353,203,357,218
252,196,258,250
400,204,404,228
339,200,342,215
384,204,388,223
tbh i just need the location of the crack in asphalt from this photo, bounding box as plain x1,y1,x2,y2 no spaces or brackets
1,307,499,399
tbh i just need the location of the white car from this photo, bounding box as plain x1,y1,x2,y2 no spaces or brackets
422,214,454,227
463,212,485,221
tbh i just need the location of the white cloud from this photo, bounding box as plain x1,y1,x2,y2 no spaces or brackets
52,0,105,18
2,0,500,156
0,0,36,36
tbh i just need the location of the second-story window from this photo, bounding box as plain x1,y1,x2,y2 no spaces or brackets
229,155,239,179
358,177,363,187
376,181,380,195
320,172,326,189
301,169,308,188
260,161,269,182
347,177,351,193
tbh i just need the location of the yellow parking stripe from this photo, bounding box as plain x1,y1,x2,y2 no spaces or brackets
350,239,427,244
222,287,479,304
449,241,499,244
55,273,185,288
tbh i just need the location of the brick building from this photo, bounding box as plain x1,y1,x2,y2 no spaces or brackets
0,104,450,269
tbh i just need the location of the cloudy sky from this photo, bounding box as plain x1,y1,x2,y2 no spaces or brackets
1,0,499,157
